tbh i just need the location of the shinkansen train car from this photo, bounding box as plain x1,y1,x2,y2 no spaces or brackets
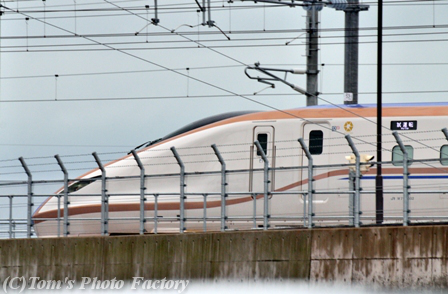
33,103,448,237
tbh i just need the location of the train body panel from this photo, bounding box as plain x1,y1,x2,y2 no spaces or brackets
33,103,448,236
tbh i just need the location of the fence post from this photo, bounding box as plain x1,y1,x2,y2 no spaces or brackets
203,194,208,232
392,132,410,226
211,144,227,232
19,157,33,238
8,195,13,239
55,155,70,237
254,140,270,230
252,193,257,229
298,138,314,229
154,194,159,234
12,222,16,239
347,170,355,226
131,150,147,235
170,147,185,233
345,135,361,227
92,152,108,235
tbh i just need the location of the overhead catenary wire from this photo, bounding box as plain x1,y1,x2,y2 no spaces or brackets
2,20,448,55
5,0,448,15
0,1,448,234
1,129,448,176
149,8,448,162
2,37,448,53
102,0,245,66
3,23,448,39
0,3,444,196
4,29,448,52
0,1,447,166
2,90,448,102
2,61,448,80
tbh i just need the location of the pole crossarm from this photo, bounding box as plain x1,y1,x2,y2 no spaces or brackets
343,3,369,12
241,0,365,10
245,0,305,7
194,0,205,12
245,63,308,95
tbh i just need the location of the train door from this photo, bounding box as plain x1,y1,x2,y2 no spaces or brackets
250,126,275,193
301,123,330,203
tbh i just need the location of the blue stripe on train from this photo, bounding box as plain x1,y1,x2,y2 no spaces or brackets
340,175,448,180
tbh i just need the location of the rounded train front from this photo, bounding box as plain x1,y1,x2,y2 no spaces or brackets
32,103,448,236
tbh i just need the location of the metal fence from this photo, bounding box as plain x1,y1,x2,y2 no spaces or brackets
1,131,448,239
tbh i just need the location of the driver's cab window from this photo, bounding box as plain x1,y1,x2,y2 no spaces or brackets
257,133,268,156
309,130,323,155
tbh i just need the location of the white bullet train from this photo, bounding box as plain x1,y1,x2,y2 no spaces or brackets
33,102,448,237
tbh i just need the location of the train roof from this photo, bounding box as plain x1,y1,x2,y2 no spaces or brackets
161,110,258,140
293,102,448,110
136,102,448,150
266,102,448,120
138,110,258,149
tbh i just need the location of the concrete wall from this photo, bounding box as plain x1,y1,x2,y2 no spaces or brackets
0,225,447,288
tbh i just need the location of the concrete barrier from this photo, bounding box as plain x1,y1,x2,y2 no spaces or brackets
0,225,447,288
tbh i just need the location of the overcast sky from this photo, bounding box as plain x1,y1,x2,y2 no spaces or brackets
1,0,448,181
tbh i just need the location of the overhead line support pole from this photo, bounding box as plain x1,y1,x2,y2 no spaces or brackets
151,0,160,25
376,0,384,224
343,0,368,105
305,5,319,106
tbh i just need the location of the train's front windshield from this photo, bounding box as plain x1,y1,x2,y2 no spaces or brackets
134,111,257,150
58,176,100,194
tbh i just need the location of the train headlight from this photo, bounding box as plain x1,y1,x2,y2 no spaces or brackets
345,154,356,171
360,154,374,172
345,154,374,172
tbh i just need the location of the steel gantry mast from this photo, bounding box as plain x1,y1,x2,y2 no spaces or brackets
304,3,320,106
242,0,368,106
343,0,369,105
150,0,368,106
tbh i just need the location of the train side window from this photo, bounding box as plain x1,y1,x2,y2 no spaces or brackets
440,145,448,166
309,130,323,155
392,145,414,166
256,133,268,156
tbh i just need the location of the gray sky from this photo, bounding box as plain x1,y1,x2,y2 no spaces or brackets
1,0,448,180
